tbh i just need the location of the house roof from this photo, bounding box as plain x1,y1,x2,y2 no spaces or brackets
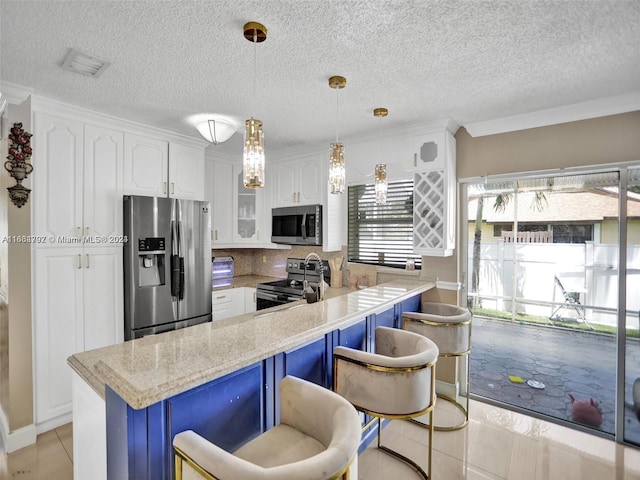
1,1,639,154
468,189,640,223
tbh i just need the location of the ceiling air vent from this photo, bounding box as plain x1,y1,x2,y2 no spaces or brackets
62,48,110,78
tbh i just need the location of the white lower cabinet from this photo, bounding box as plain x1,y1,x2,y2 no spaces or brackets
34,247,123,428
211,288,243,321
212,287,256,321
244,287,257,313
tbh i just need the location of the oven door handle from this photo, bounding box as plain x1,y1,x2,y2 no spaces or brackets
257,291,279,301
287,296,302,302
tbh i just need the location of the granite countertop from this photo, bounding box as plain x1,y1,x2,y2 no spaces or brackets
211,274,283,290
68,279,435,410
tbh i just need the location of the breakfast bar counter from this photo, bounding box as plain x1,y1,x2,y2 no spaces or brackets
68,279,435,480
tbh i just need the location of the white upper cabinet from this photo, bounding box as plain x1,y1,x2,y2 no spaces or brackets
168,142,205,200
412,130,456,257
211,159,234,245
33,113,124,244
273,153,323,207
409,130,448,172
232,164,262,243
123,134,205,199
33,111,84,241
123,133,169,197
83,124,124,242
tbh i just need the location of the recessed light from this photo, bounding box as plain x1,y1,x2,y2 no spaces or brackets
62,48,110,78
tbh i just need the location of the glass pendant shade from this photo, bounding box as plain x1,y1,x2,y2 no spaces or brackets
243,118,265,188
329,142,345,194
375,163,388,204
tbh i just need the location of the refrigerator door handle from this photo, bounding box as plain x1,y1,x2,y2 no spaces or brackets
170,219,181,298
177,220,185,300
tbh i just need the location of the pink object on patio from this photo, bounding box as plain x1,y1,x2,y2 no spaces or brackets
569,393,603,427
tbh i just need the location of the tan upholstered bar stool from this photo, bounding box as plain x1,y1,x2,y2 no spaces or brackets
173,375,361,480
403,302,472,431
333,326,439,480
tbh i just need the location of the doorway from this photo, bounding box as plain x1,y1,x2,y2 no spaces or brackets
463,167,640,446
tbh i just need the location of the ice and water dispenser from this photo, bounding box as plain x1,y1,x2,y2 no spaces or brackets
138,237,166,287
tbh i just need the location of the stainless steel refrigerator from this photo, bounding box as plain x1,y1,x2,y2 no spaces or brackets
124,195,211,340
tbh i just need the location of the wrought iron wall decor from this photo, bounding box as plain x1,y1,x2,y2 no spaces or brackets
4,122,33,208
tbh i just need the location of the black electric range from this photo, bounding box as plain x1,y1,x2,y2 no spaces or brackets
256,258,330,310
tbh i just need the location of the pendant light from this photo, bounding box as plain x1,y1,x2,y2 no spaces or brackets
373,108,388,204
243,22,267,189
328,75,347,194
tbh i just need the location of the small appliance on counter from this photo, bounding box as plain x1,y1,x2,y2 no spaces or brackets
212,256,235,283
123,195,212,340
256,257,330,310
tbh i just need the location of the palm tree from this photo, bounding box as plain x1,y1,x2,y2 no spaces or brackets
469,191,547,309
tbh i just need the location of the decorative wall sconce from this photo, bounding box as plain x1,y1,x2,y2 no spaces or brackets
4,122,33,208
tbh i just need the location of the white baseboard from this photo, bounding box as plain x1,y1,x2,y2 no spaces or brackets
35,413,72,436
2,403,38,453
6,424,37,453
435,379,459,399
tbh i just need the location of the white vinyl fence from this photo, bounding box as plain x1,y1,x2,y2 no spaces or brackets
467,241,640,329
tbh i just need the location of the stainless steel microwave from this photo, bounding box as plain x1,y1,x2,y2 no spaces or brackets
271,204,322,246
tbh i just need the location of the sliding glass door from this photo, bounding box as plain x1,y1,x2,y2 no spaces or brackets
465,168,640,444
624,167,640,446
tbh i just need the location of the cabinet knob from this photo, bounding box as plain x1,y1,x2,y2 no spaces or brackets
214,230,218,241
86,227,90,237
77,254,82,269
171,182,175,195
86,254,90,268
163,182,167,194
414,153,417,167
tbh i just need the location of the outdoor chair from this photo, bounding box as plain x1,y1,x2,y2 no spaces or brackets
551,275,592,329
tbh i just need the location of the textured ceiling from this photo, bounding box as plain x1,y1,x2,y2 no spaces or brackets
1,0,639,155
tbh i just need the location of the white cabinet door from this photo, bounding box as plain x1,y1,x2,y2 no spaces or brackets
273,154,323,207
33,112,84,242
298,154,323,205
244,287,256,313
212,290,234,321
232,164,262,243
83,248,124,350
169,143,205,200
212,161,233,245
123,133,168,197
409,131,447,172
83,124,124,242
34,248,84,424
274,159,298,206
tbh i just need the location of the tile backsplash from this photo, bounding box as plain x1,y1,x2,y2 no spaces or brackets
212,246,348,280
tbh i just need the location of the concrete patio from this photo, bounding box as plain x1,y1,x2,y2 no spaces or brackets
471,316,640,445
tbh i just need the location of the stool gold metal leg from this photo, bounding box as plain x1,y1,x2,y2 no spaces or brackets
377,418,429,480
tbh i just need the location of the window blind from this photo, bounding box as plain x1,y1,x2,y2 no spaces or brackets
348,180,422,268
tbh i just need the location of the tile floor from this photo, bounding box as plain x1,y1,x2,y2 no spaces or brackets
3,401,640,479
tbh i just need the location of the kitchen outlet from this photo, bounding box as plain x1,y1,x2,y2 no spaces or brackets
262,255,266,264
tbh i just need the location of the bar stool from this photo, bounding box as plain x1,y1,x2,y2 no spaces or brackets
333,326,439,480
402,302,472,431
173,375,362,480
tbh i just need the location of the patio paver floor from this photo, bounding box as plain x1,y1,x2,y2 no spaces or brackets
471,316,640,444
